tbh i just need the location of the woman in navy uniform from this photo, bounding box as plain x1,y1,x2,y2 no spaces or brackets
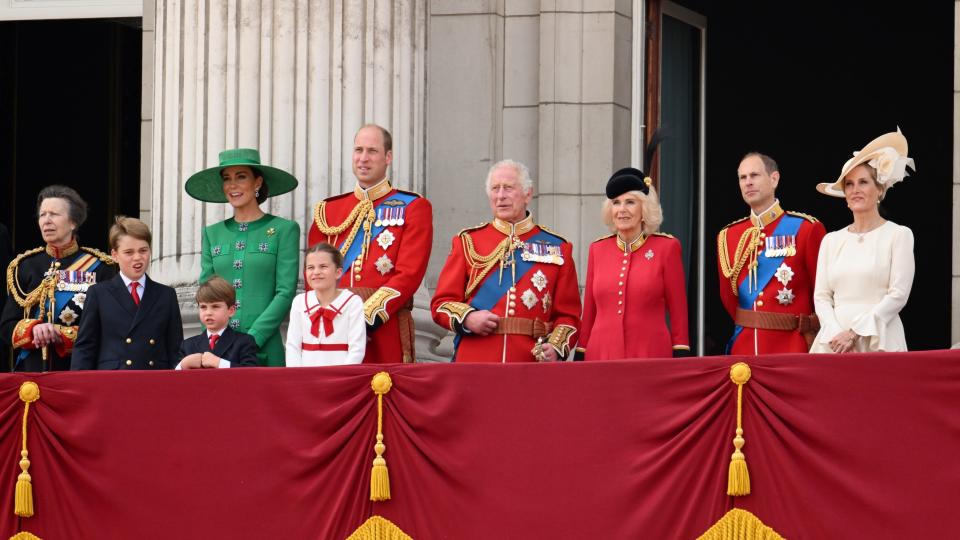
0,185,115,371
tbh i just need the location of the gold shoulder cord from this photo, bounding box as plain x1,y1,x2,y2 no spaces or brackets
80,247,116,265
717,227,762,296
460,233,512,298
313,200,376,261
6,248,44,308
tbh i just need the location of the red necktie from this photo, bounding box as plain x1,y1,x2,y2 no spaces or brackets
130,282,141,306
309,307,338,337
208,333,219,351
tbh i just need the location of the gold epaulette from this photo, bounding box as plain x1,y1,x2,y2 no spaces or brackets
5,248,44,301
720,216,749,231
81,247,116,265
593,233,615,243
457,223,488,237
652,231,675,238
538,224,568,243
786,211,819,223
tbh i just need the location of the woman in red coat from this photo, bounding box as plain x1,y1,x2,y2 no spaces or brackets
575,168,691,360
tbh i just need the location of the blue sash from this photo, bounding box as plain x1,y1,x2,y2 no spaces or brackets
453,229,561,356
725,215,803,353
339,192,418,270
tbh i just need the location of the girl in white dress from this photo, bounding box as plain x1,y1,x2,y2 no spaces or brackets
285,243,366,366
811,129,916,353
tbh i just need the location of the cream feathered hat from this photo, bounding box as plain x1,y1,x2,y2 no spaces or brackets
816,128,915,198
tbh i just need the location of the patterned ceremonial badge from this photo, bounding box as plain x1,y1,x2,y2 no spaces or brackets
376,229,396,250
375,255,394,275
776,288,795,306
521,289,538,309
59,307,77,325
541,292,552,313
775,263,794,286
531,270,548,292
644,249,654,260
73,292,87,309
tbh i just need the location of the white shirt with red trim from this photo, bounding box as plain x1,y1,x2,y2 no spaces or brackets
285,289,366,366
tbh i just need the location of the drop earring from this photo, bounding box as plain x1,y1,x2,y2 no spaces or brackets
255,188,260,198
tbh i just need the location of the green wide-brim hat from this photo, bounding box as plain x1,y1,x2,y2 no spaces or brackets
185,148,299,203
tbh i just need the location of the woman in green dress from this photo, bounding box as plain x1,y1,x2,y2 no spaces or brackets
185,149,300,366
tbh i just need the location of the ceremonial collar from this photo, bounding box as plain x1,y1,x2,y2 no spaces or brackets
492,213,535,237
46,239,79,259
354,178,392,202
750,200,783,229
616,233,647,253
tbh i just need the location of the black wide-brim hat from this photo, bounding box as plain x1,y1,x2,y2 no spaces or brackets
185,148,299,203
606,167,652,199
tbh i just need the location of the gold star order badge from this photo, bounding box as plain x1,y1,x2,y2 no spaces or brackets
521,289,538,310
375,255,394,275
531,269,548,292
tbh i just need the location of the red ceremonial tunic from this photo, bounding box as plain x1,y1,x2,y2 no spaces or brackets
716,201,826,355
578,233,690,360
308,179,433,363
431,215,581,362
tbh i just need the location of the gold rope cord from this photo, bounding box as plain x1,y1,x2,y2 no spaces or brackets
696,508,784,540
717,227,762,296
15,382,40,518
727,362,752,496
346,516,413,540
370,372,393,502
460,233,512,298
313,200,375,260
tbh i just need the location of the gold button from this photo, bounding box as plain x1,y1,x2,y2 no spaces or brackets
619,273,624,278
621,266,626,271
125,338,132,344
509,294,516,300
149,339,156,345
509,287,516,292
756,300,764,307
148,360,155,367
618,291,623,296
622,259,628,264
617,310,622,315
758,291,764,297
508,309,515,316
355,275,362,281
125,360,133,366
618,281,623,286
617,300,622,305
508,301,516,308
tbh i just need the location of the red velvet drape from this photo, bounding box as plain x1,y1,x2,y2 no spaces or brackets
2,350,958,539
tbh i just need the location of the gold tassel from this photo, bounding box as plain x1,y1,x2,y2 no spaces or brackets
15,382,40,517
9,532,43,540
727,362,751,496
696,508,784,540
370,372,393,502
346,515,413,540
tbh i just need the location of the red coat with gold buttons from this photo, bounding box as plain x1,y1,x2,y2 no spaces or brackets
578,233,690,360
716,203,826,355
308,180,433,363
431,216,581,362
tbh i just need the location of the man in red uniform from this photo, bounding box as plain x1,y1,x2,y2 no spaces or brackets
308,124,433,363
717,152,826,354
431,160,581,362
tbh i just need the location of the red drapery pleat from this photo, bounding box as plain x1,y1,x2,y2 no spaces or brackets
1,350,958,539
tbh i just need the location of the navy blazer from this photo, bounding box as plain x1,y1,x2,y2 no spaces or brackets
71,274,183,370
177,327,259,367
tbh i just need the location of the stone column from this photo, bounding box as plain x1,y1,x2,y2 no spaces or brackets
538,1,634,283
143,0,431,345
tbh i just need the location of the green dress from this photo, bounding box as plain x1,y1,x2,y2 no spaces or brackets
200,214,300,366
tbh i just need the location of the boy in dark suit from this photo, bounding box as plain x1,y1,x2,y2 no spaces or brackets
176,276,258,369
71,217,183,370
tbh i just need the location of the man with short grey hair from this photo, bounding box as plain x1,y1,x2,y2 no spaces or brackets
431,160,581,362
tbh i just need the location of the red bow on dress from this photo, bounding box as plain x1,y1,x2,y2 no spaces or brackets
309,306,339,337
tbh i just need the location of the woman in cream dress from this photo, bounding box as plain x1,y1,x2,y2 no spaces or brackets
810,129,915,353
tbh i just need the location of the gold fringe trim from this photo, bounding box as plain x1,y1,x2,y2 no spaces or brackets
346,515,412,540
727,363,751,496
370,372,393,502
9,532,43,540
697,508,784,540
15,382,40,518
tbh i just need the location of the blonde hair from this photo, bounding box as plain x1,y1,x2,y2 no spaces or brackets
601,187,663,235
109,216,152,250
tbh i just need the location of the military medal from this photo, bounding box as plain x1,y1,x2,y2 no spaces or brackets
541,292,552,313
776,288,795,305
375,254,394,275
397,206,405,226
375,207,384,227
376,229,396,250
521,289,538,309
59,307,77,325
645,249,654,260
531,270,547,292
775,262,794,286
521,241,564,265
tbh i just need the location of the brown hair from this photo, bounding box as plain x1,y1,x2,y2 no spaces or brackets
108,216,152,250
740,152,779,175
37,185,88,230
305,242,343,269
196,275,236,306
356,124,393,153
